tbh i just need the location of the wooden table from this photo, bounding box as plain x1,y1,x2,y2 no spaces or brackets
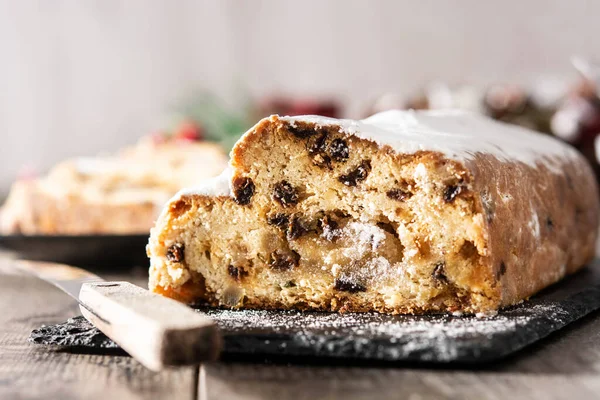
2,257,600,400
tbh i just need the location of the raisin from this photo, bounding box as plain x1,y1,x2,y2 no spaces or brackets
386,188,412,201
166,243,185,263
267,213,289,230
232,177,255,205
334,277,367,293
443,185,463,203
546,216,554,230
432,262,448,283
273,181,299,207
270,250,300,271
338,160,371,186
228,265,248,281
307,133,328,155
283,280,297,288
332,209,350,219
318,214,340,241
328,138,349,162
306,133,332,169
497,261,507,279
288,124,318,139
376,221,397,237
287,216,311,240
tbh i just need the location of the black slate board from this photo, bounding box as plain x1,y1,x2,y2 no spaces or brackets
30,260,600,364
0,234,149,267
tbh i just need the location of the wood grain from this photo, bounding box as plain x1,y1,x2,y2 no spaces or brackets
4,256,600,399
0,260,198,400
201,311,600,400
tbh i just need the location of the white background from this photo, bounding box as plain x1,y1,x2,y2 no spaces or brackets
1,0,599,193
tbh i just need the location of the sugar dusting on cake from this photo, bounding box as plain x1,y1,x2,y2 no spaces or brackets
175,167,233,198
177,110,578,199
342,222,387,255
278,110,581,173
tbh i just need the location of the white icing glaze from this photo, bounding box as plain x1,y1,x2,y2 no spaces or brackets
176,167,232,198
277,109,580,172
182,109,579,199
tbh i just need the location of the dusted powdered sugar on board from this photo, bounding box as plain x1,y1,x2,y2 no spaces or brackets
204,302,572,362
30,261,600,364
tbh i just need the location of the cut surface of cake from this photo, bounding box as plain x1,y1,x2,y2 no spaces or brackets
0,137,228,235
147,110,599,314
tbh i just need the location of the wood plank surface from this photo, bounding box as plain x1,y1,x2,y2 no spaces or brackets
201,309,600,400
3,254,600,399
0,259,198,400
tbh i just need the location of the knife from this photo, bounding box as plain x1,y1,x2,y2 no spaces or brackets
16,260,221,371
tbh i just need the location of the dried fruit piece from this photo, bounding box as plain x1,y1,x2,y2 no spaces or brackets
267,213,289,230
328,138,349,161
334,277,367,293
443,184,463,203
166,243,185,263
222,285,244,307
338,160,372,186
376,221,397,237
432,262,448,283
386,188,413,201
270,250,300,271
232,177,255,205
273,181,299,207
307,133,328,155
228,265,248,281
288,125,318,139
287,216,311,240
306,133,332,169
318,214,341,241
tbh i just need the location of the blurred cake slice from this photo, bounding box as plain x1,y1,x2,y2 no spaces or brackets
0,136,228,235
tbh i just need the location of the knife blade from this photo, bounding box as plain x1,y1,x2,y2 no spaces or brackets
16,260,221,370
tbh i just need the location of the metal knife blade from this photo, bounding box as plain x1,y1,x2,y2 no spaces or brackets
16,260,104,299
16,259,221,370
15,260,109,323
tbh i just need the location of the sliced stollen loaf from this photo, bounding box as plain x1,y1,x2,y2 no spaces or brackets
147,110,599,314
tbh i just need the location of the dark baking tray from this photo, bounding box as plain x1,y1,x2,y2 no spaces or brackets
30,259,600,364
0,234,149,267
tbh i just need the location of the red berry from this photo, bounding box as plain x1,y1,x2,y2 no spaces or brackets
175,121,203,142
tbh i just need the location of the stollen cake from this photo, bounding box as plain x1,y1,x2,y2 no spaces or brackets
147,110,599,314
0,137,228,235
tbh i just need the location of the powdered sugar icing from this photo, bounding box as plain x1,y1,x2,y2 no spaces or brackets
183,110,579,199
175,167,232,198
280,109,580,172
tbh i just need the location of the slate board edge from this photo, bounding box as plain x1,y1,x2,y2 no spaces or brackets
28,264,600,364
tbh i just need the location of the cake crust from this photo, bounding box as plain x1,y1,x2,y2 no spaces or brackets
148,111,599,314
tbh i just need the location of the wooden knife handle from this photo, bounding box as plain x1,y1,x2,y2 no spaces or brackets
79,281,221,371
